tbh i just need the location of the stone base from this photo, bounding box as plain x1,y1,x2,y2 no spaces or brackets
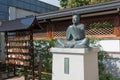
50,48,99,80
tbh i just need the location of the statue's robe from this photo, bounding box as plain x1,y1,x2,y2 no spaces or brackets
66,24,85,41
56,24,89,48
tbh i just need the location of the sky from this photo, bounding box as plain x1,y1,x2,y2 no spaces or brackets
39,0,60,7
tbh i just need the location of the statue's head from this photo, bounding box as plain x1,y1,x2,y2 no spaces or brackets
72,14,80,25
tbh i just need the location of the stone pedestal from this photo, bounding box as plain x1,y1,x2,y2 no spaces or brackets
50,48,99,80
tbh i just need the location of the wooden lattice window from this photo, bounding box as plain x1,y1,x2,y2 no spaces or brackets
50,15,116,38
82,15,115,36
54,20,71,38
85,20,114,35
55,31,66,38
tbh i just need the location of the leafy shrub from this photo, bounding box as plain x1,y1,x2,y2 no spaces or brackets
90,38,117,80
34,39,56,80
98,50,117,80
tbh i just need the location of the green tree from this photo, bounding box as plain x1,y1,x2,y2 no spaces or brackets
98,51,117,80
34,39,56,80
59,0,68,8
89,0,113,4
90,37,117,80
67,0,89,8
59,0,113,8
59,0,89,8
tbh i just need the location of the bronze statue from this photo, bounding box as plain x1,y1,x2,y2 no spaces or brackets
56,14,89,48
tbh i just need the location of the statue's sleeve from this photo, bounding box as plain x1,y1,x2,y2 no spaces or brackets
66,26,71,40
81,24,85,30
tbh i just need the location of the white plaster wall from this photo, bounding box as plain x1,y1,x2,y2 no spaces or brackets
99,40,120,52
9,7,39,20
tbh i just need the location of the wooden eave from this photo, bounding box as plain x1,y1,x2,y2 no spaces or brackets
37,0,120,23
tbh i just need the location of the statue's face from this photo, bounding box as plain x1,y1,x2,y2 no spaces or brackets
72,15,80,24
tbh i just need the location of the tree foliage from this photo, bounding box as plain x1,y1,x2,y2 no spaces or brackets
90,0,113,4
34,39,56,80
90,37,117,80
59,0,68,8
59,0,113,8
59,0,89,8
98,51,117,80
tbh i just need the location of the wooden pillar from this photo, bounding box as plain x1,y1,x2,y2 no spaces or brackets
46,24,55,38
46,25,52,38
30,30,35,80
0,61,2,80
51,24,55,38
38,55,42,80
114,15,120,36
5,32,10,77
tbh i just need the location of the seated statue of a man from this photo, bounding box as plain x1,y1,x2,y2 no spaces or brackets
56,14,89,48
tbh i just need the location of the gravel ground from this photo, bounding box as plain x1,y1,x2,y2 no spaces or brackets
6,76,24,80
